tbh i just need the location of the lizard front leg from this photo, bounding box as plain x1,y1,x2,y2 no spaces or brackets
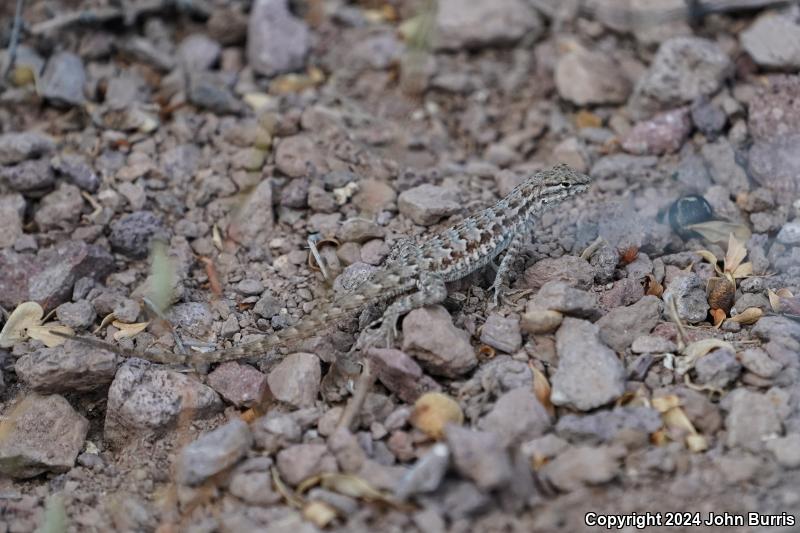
489,229,530,306
368,271,448,346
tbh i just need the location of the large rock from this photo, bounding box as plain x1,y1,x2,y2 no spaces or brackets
104,359,222,447
0,132,55,165
177,419,253,486
267,352,321,408
597,296,663,353
434,0,543,51
247,0,310,77
748,134,800,197
741,14,800,69
39,52,86,106
0,394,88,478
402,305,477,377
15,339,117,393
0,240,114,311
551,318,626,411
630,37,732,115
555,50,631,105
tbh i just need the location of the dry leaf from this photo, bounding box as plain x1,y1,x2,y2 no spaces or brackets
27,324,74,347
710,308,726,328
271,467,304,508
319,473,391,503
686,434,708,452
643,274,664,297
677,339,735,375
0,301,44,348
651,429,668,446
652,394,681,413
303,501,337,528
695,250,722,275
723,233,747,274
529,364,554,417
730,307,763,325
575,109,602,129
663,406,696,435
111,321,149,340
409,392,463,440
777,288,795,298
94,312,116,334
731,262,753,279
768,289,781,312
686,221,751,244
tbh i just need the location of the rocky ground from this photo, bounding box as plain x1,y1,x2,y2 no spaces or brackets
1,0,800,531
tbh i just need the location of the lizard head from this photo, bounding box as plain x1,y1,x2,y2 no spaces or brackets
532,164,592,206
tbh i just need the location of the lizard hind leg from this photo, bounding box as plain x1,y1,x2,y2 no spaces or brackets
367,272,448,347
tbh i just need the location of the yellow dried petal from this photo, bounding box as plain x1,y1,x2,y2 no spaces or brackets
0,302,44,348
410,392,463,440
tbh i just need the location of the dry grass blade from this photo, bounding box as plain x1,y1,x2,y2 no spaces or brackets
111,321,150,340
148,240,176,315
27,324,74,347
529,363,554,417
686,221,751,244
272,467,304,508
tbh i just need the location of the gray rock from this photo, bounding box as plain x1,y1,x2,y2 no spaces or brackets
590,154,658,181
34,183,83,230
621,108,691,155
24,240,114,312
551,318,626,411
749,134,800,197
402,305,477,377
540,445,622,492
662,274,709,324
368,348,441,404
724,389,782,452
247,0,310,77
701,139,750,194
0,158,55,192
631,335,677,354
477,387,552,446
161,144,202,182
528,281,600,320
267,352,321,407
597,295,662,353
55,300,97,329
480,314,522,353
398,184,461,226
187,72,241,114
555,49,631,106
765,433,800,468
275,135,328,178
0,194,25,248
104,359,222,447
178,34,222,70
177,419,253,485
522,255,594,291
777,221,800,245
441,480,492,521
51,153,100,192
556,406,662,445
168,302,215,337
346,33,405,71
753,316,800,343
748,75,800,142
694,348,741,389
15,339,117,392
234,178,275,249
445,425,512,490
109,210,168,258
236,278,264,296
276,443,337,486
0,394,88,478
207,362,268,408
738,347,783,379
337,219,385,243
690,96,726,138
229,459,282,505
741,14,800,69
395,443,449,500
39,52,86,106
630,37,732,114
434,0,543,51
252,412,302,453
0,132,55,165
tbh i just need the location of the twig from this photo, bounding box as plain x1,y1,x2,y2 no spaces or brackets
1,0,25,83
665,294,689,352
336,357,376,432
29,0,212,36
580,236,605,261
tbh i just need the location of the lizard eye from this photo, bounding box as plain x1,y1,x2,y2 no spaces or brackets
560,182,571,188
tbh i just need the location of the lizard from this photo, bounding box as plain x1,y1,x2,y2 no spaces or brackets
61,164,591,366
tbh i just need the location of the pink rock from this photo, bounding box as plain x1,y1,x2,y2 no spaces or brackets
622,108,692,155
207,362,268,408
